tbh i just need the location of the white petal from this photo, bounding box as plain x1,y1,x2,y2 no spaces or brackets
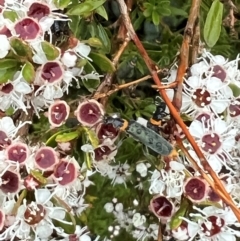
214,118,227,134
35,189,51,204
75,43,91,60
210,99,229,113
185,76,200,89
189,120,204,138
206,77,223,92
170,161,185,171
0,117,16,134
36,222,53,238
207,155,222,173
15,82,32,94
80,234,91,241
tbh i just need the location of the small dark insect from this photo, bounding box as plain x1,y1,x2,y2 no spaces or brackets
103,115,173,156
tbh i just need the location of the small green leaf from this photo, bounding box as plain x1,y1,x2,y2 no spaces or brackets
67,0,106,15
30,170,47,185
55,131,80,142
152,10,160,25
10,38,32,58
54,0,71,8
0,59,20,70
170,198,189,229
82,127,99,148
87,37,103,48
96,24,111,53
3,10,18,22
5,106,14,116
22,62,35,83
170,6,188,17
46,129,71,147
0,67,19,84
229,83,240,97
204,0,223,48
89,52,115,73
41,41,60,60
95,5,108,20
82,78,100,92
143,7,153,18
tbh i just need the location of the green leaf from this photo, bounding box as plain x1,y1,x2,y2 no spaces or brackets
3,10,18,22
30,170,48,185
158,7,171,16
82,127,99,148
133,13,145,31
0,59,20,70
229,83,240,97
89,52,115,73
81,60,100,92
170,198,189,229
10,38,32,58
143,6,153,18
87,37,103,48
152,10,160,25
41,41,60,60
67,0,106,15
96,24,111,53
204,0,223,48
95,5,108,20
170,6,188,17
55,131,80,142
46,129,71,147
54,0,71,8
22,62,35,83
0,67,19,84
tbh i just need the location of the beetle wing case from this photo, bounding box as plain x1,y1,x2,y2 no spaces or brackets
126,120,173,155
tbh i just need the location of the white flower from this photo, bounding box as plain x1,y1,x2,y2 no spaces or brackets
183,206,240,241
104,202,114,213
189,115,237,173
73,42,92,61
0,72,32,113
132,213,146,228
107,162,131,187
0,189,69,240
136,163,148,177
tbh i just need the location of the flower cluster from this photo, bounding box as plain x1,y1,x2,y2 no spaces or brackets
1,0,240,240
0,0,101,117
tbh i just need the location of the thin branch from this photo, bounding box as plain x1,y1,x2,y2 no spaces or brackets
93,70,177,99
172,0,201,111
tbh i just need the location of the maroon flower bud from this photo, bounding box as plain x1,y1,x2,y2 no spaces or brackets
27,2,50,21
5,143,29,164
184,177,209,203
0,170,20,194
14,17,41,41
48,100,70,128
53,159,79,186
94,143,117,162
95,122,119,143
74,99,104,127
34,147,58,171
150,195,174,221
40,61,64,83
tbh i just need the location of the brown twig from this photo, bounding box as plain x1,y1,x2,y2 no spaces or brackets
116,0,240,221
172,0,201,111
93,70,177,99
93,0,133,107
